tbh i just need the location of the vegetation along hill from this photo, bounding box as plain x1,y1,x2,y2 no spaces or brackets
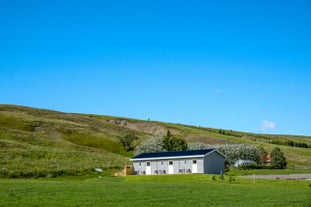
0,104,310,178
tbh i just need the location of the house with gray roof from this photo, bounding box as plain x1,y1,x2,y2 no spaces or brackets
130,148,225,175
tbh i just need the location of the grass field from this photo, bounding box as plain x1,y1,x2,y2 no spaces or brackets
1,175,310,207
1,103,311,206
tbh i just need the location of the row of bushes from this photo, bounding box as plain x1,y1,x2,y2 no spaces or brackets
235,165,282,170
208,128,311,149
0,167,120,178
270,140,311,148
0,168,88,178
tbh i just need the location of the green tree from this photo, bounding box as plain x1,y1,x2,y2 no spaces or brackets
119,134,139,151
166,130,172,137
162,135,187,151
271,147,287,169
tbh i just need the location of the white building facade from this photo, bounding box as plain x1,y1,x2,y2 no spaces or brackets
130,148,225,175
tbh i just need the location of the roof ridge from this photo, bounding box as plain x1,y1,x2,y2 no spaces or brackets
131,148,217,160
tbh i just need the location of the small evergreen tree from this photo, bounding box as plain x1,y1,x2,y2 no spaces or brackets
166,130,172,137
271,147,287,169
162,135,187,151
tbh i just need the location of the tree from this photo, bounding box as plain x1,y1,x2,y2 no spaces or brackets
216,144,260,166
134,132,188,154
162,135,187,151
166,130,172,137
119,134,139,151
135,136,164,155
271,147,287,169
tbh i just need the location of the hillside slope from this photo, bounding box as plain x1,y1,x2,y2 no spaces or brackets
0,104,310,177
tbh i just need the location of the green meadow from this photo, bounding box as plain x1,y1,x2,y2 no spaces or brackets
1,175,310,207
1,104,311,178
1,104,311,206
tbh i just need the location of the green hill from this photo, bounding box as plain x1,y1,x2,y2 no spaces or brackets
0,104,310,177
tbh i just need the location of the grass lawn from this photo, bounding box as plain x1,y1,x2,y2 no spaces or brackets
1,175,310,207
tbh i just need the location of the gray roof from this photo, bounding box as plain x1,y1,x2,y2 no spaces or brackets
131,148,222,160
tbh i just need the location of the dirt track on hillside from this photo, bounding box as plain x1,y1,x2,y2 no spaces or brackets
109,119,180,135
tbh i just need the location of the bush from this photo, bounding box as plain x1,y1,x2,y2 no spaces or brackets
271,140,310,148
228,175,236,183
119,134,139,151
216,144,260,166
135,134,188,154
271,147,287,169
135,136,165,155
239,165,277,169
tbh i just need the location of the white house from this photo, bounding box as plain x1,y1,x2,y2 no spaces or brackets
130,148,225,175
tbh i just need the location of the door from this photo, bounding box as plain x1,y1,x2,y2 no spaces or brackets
168,161,174,174
146,162,151,175
192,160,198,173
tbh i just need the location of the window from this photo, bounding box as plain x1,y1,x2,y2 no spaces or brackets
192,160,197,164
184,160,187,164
146,162,150,166
169,161,173,165
161,161,164,165
139,162,141,166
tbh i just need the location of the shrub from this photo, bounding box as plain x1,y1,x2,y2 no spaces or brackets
216,144,260,166
271,140,310,148
119,134,139,151
271,147,287,169
228,175,236,183
135,134,188,154
135,136,165,155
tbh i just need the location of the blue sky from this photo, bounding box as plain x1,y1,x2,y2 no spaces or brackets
1,0,311,136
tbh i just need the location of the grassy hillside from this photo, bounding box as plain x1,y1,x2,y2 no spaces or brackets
0,104,311,177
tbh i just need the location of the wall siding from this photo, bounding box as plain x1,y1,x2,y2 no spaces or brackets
132,151,224,175
203,151,225,174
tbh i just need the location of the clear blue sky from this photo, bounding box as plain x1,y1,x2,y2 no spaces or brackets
1,0,311,136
